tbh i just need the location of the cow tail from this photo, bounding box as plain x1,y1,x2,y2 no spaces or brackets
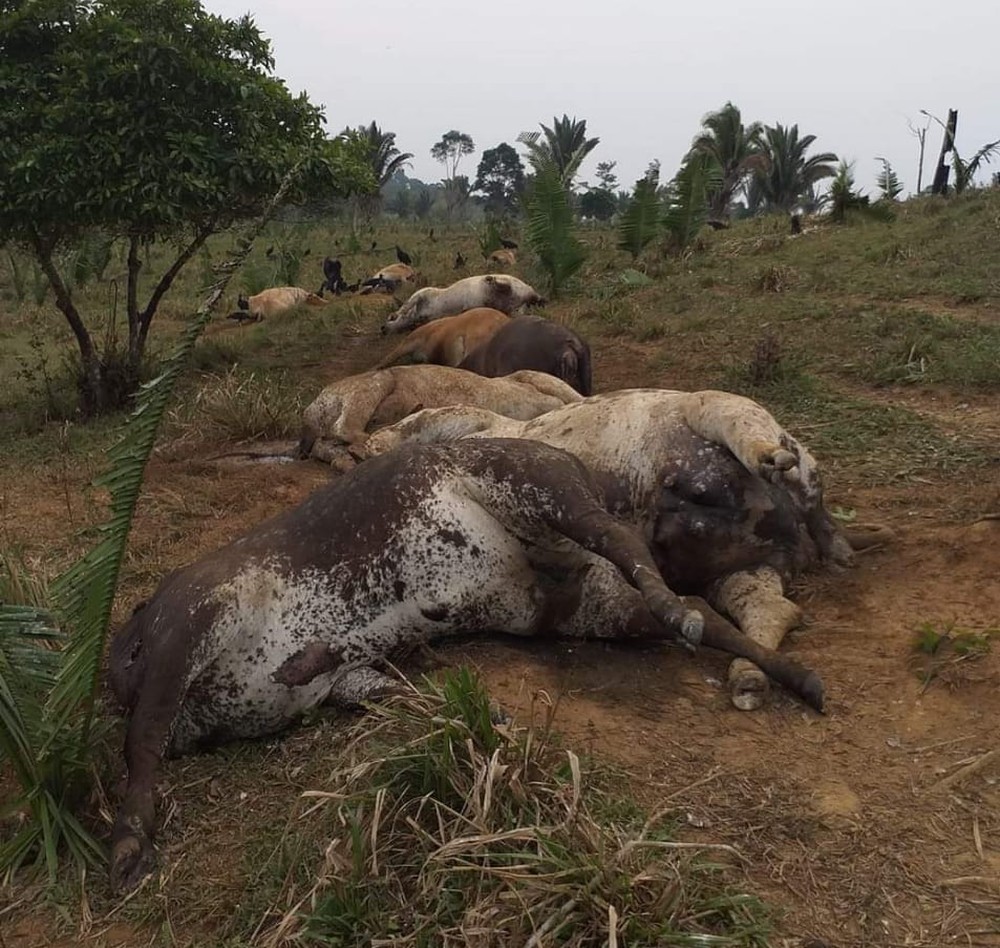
561,342,593,396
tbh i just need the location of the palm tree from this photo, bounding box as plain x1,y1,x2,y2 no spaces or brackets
689,102,768,219
752,123,838,213
340,122,413,223
519,115,599,188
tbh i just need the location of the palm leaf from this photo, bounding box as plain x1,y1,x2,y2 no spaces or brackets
662,154,722,251
524,162,587,297
0,163,307,883
617,174,661,260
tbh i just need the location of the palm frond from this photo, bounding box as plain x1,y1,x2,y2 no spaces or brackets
0,163,308,885
617,174,662,260
524,162,587,296
661,154,722,251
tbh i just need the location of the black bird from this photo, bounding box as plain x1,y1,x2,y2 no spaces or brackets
318,256,348,297
370,240,378,252
499,238,518,250
454,251,466,269
264,246,274,257
395,244,412,266
427,227,436,241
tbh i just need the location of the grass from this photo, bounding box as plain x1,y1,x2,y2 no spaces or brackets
911,621,998,692
244,669,773,948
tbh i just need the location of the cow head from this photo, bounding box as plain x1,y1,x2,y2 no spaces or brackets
382,287,432,335
649,444,824,593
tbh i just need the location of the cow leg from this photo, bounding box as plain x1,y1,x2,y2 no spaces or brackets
710,567,803,711
678,391,817,500
110,678,187,894
327,666,407,706
528,504,821,710
548,507,704,646
330,372,396,447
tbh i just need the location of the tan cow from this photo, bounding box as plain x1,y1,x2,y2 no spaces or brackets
297,365,581,463
377,308,511,368
357,263,416,295
237,287,328,319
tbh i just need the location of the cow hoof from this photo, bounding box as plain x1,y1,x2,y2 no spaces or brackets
681,610,704,647
728,658,769,711
110,833,157,895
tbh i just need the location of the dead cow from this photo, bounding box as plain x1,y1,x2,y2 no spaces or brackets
107,437,824,893
459,314,593,396
382,274,544,334
487,248,517,268
237,287,328,320
357,263,415,295
365,389,889,710
297,365,581,462
377,308,511,368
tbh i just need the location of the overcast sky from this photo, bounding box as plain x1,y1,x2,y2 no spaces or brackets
204,0,999,197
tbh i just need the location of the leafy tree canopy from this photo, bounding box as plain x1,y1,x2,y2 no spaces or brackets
473,142,525,215
431,129,475,179
0,0,374,413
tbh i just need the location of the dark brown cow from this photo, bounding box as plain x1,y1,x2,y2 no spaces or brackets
107,438,822,893
458,315,593,396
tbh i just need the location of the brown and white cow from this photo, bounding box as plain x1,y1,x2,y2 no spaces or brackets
297,365,582,463
107,438,823,893
382,274,544,334
364,389,885,710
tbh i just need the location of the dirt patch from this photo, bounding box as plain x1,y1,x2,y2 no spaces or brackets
3,315,1000,946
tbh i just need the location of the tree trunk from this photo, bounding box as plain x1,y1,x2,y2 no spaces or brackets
32,237,105,415
930,109,958,196
128,227,211,371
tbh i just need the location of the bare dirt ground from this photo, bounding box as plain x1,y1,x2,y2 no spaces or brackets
3,329,999,947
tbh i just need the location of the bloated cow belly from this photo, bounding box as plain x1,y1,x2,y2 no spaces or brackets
168,488,547,752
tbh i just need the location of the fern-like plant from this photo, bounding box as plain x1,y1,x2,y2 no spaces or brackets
661,153,722,252
0,167,303,884
875,158,903,201
952,139,1000,193
523,161,586,297
617,173,661,260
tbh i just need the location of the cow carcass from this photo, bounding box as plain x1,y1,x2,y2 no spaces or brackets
365,388,879,710
107,438,822,893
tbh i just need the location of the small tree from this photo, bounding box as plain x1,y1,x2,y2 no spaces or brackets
828,161,870,222
579,188,618,221
595,161,619,191
0,0,374,416
523,160,586,297
340,121,412,222
431,130,475,181
617,170,661,259
661,154,722,251
473,143,525,216
875,158,904,201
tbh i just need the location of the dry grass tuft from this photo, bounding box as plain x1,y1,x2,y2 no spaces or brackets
253,669,771,947
175,366,304,444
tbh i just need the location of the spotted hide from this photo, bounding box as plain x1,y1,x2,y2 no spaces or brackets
107,438,823,893
365,388,873,711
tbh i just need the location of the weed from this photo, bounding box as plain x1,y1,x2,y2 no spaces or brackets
911,621,997,691
752,264,795,292
255,669,772,947
187,366,304,442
